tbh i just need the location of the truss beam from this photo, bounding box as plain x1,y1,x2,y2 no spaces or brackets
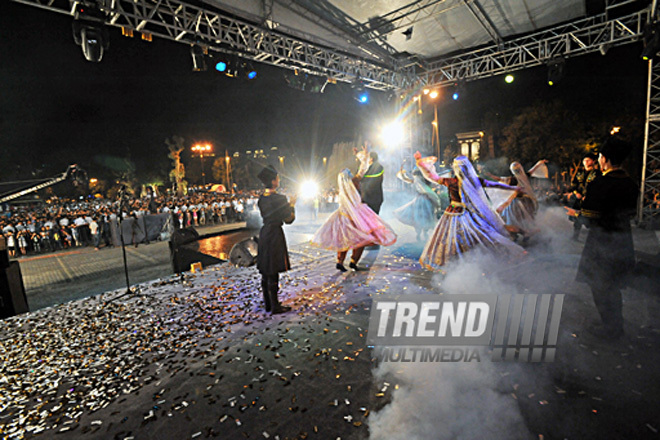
11,0,416,90
419,8,650,87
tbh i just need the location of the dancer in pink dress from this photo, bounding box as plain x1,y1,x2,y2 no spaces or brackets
311,165,397,271
415,152,526,269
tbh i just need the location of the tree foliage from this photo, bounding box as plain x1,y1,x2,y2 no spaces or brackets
499,100,592,169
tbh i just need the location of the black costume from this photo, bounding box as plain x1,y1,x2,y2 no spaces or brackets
568,166,601,239
360,157,384,214
576,167,637,336
257,189,295,313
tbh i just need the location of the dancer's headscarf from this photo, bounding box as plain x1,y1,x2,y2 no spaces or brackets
452,156,509,236
510,162,538,210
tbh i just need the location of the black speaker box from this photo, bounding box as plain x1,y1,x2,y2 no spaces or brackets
0,261,29,319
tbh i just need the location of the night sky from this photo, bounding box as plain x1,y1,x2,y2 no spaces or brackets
0,0,650,184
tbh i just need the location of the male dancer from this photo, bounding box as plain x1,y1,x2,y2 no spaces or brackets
566,153,600,240
569,137,637,339
256,166,296,314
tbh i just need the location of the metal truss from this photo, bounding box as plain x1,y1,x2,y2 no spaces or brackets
10,0,417,90
639,59,660,224
418,7,651,88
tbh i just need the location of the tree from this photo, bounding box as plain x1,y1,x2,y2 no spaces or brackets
499,100,591,169
166,136,187,197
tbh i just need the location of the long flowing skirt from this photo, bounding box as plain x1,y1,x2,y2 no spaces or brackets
311,203,397,252
500,196,537,235
420,209,525,270
394,195,437,231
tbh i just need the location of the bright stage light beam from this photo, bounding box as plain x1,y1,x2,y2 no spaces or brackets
299,179,319,200
380,121,405,149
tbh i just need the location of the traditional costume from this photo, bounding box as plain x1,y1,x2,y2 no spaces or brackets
311,168,396,270
496,162,539,237
575,138,637,338
359,152,385,214
393,168,441,240
256,166,295,314
417,154,525,269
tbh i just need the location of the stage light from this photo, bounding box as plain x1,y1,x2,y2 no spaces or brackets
215,60,227,72
452,92,459,100
190,45,206,71
505,74,514,83
429,90,439,99
357,91,369,104
380,121,405,149
641,23,660,60
242,61,257,79
547,58,565,86
298,179,319,200
72,4,109,62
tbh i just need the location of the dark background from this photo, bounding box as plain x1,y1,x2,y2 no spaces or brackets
0,1,649,184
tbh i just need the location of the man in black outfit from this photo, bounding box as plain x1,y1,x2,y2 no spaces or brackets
357,149,384,250
566,153,601,240
570,137,638,339
256,166,296,314
359,151,384,214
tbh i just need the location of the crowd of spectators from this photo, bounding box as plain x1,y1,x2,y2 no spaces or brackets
0,191,258,257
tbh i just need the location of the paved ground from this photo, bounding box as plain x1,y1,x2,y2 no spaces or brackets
16,222,247,311
1,206,659,440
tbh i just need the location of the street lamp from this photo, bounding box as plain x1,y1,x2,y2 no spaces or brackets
225,152,231,192
192,143,213,185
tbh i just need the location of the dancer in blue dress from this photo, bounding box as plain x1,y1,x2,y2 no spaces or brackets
416,153,526,269
394,167,441,241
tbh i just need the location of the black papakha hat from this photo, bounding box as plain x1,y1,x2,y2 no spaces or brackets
257,165,278,186
584,152,598,161
599,136,632,166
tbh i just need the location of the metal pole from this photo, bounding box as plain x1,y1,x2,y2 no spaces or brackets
200,153,206,185
638,58,652,223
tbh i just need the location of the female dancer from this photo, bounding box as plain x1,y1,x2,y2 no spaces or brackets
487,160,546,239
311,166,397,272
415,152,525,269
394,166,441,241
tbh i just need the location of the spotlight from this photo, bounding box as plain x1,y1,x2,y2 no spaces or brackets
641,23,660,60
245,62,257,80
190,45,207,71
215,59,228,73
505,74,514,83
599,43,610,56
402,26,413,40
72,4,109,63
451,81,465,100
356,90,369,104
547,58,565,86
298,179,319,200
352,78,369,104
380,121,405,149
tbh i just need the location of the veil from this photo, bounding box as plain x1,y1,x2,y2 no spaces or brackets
452,156,509,236
338,169,362,208
510,162,538,210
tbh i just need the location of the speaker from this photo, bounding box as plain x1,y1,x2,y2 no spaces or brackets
170,227,200,247
0,261,29,319
229,237,258,267
0,236,9,269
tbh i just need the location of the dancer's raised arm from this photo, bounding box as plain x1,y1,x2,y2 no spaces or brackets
414,151,441,183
